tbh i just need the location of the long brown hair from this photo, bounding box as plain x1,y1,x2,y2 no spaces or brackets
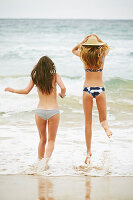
80,44,109,70
31,56,56,94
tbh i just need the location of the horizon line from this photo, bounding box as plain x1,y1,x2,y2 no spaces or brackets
0,17,133,20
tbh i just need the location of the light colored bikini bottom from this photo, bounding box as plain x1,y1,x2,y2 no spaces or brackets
36,109,59,120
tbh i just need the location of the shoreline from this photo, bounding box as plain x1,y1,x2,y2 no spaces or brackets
0,175,133,200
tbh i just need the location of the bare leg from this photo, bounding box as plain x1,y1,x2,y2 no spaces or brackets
83,92,93,164
96,92,112,138
45,113,60,160
35,114,47,160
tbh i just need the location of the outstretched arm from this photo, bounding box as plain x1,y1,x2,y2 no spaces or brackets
56,74,66,98
5,79,34,94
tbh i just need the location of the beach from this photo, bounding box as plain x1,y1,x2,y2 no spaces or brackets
0,19,133,199
0,19,133,176
0,175,133,200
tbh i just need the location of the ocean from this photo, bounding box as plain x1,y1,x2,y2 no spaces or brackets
0,19,133,176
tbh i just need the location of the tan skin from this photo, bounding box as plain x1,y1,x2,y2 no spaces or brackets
72,34,112,164
5,74,66,161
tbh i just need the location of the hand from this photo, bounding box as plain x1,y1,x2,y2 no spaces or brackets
58,93,65,98
5,87,14,93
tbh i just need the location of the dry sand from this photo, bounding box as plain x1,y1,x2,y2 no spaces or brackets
0,175,133,200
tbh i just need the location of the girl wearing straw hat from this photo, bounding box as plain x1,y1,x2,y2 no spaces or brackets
72,34,112,164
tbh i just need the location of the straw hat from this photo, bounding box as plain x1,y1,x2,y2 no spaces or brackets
82,35,105,46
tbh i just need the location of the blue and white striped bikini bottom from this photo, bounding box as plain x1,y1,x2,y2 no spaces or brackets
36,109,59,120
83,87,105,98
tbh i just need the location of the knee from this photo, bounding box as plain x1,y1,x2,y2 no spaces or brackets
85,123,92,132
48,139,55,145
40,137,47,144
85,119,92,127
99,117,106,123
99,113,106,122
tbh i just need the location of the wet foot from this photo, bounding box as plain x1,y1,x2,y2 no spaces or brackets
44,158,49,170
37,158,49,172
106,129,112,138
85,152,92,164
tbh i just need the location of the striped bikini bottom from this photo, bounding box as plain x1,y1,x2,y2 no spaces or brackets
83,87,105,98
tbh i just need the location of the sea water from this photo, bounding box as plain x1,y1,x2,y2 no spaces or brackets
0,19,133,176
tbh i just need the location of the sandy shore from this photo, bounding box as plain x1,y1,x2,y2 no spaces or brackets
0,175,133,200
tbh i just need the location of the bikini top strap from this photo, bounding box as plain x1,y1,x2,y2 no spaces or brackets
84,68,103,72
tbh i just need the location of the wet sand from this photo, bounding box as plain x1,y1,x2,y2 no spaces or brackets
0,175,133,200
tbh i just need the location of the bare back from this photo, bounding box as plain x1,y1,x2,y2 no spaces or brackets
36,73,65,110
84,67,104,87
37,77,58,110
83,51,106,87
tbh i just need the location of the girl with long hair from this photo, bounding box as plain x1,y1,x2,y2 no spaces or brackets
72,34,112,164
5,56,66,167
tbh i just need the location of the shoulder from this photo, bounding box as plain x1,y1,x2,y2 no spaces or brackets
56,73,59,78
56,73,62,80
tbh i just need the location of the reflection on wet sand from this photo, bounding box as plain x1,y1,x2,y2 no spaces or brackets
37,176,87,200
0,175,133,200
38,176,92,200
37,176,133,200
85,177,91,200
38,176,54,200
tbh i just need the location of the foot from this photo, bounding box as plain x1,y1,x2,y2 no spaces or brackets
105,129,112,138
44,158,49,170
37,158,49,172
85,152,92,164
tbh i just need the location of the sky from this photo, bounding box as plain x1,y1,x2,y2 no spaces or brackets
0,0,133,19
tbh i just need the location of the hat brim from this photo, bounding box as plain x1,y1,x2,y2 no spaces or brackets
82,43,105,46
